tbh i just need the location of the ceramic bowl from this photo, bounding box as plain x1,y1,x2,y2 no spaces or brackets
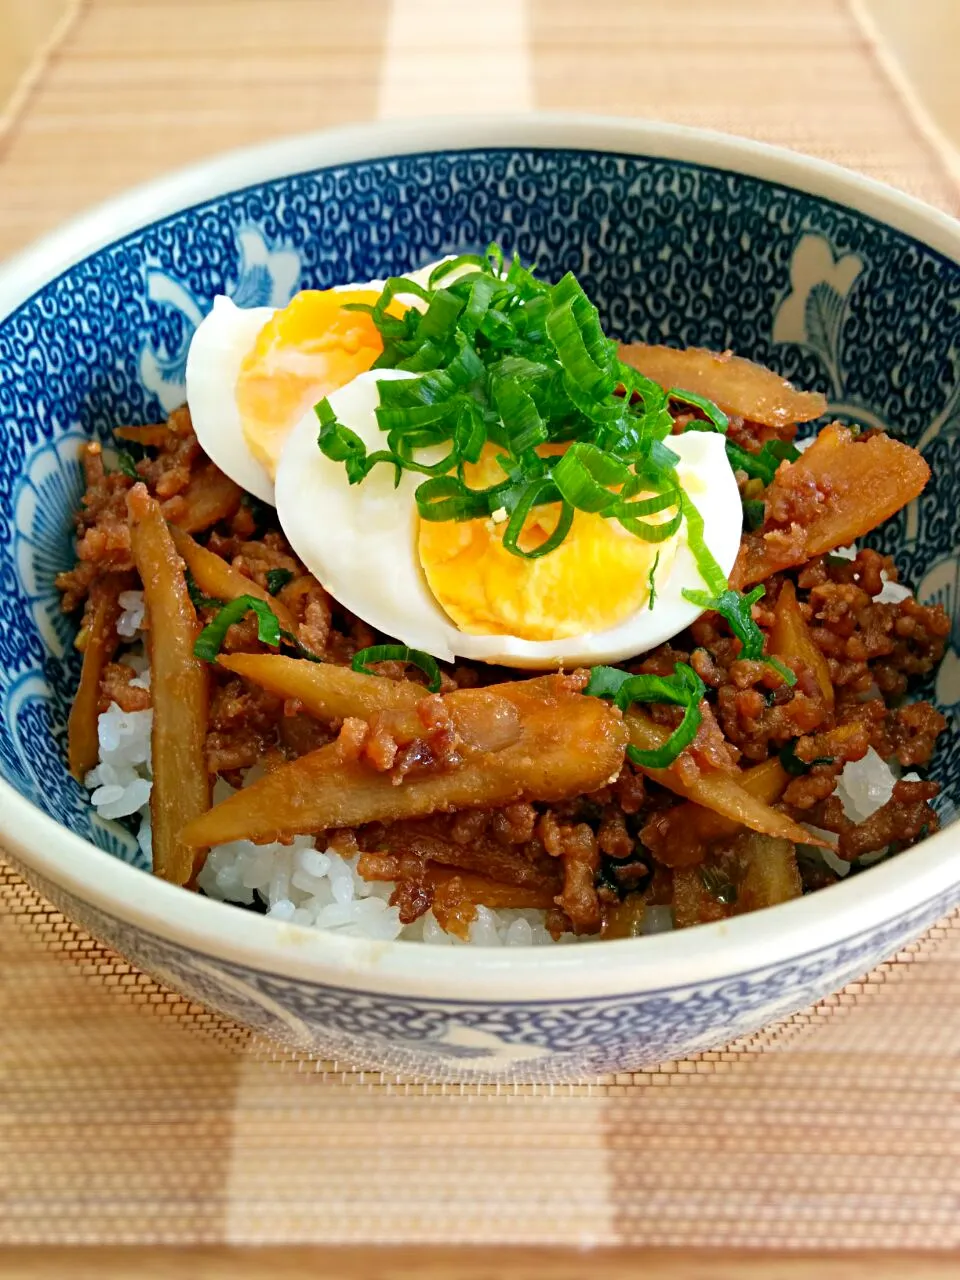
1,116,958,1081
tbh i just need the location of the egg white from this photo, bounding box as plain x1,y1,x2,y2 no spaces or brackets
186,296,278,504
275,370,743,669
185,258,469,507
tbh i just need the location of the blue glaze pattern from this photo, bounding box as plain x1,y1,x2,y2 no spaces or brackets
8,852,960,1079
1,145,958,1076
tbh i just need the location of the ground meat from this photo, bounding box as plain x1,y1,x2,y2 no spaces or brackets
764,457,834,530
288,576,336,659
613,765,646,814
58,417,214,610
806,780,940,861
430,880,479,939
715,674,824,763
690,646,724,688
56,442,136,603
689,700,740,771
538,813,601,934
135,424,202,500
491,802,538,844
205,676,285,777
277,711,335,760
782,764,843,810
639,807,706,869
597,810,634,859
881,701,948,767
366,810,560,891
98,662,151,714
726,415,798,452
390,871,434,926
58,398,951,939
801,561,949,700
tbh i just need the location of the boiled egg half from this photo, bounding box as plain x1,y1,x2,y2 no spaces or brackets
186,260,463,504
275,370,743,668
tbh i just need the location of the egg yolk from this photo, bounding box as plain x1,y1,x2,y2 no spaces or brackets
235,288,406,479
418,445,678,641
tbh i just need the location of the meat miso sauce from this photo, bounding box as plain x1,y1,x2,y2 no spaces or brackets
58,247,949,944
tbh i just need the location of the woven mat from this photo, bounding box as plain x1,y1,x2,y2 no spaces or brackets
2,0,960,1251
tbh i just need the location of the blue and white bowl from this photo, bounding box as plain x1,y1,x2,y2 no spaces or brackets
1,117,958,1081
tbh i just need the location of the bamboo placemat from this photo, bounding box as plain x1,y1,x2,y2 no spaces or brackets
2,0,960,1255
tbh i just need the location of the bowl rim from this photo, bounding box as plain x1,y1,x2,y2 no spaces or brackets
1,111,959,1003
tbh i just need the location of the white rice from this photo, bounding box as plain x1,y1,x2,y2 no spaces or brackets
116,589,147,638
194,832,567,945
86,649,571,943
85,571,921,942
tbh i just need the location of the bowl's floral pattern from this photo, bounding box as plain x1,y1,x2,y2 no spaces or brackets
1,145,958,1076
9,851,960,1080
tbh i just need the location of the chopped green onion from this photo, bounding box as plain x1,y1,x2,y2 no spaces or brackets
194,596,281,662
616,490,683,543
584,665,634,701
418,288,466,343
428,253,491,287
316,398,375,485
779,740,835,776
546,274,615,397
486,242,505,275
185,569,222,612
501,478,574,560
766,439,802,464
585,661,706,769
415,475,495,522
454,401,486,465
743,498,766,531
315,241,745,565
116,449,140,480
765,656,798,686
351,644,441,692
680,491,728,596
683,586,765,657
725,438,801,485
265,568,294,596
682,585,798,687
647,550,661,610
627,705,703,770
699,864,738,905
552,443,628,514
669,388,729,433
279,629,324,664
646,439,680,475
493,379,548,454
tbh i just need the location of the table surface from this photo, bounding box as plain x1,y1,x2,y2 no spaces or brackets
2,0,960,1272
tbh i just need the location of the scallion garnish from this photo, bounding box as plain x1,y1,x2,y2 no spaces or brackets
194,596,281,662
742,498,766,530
315,242,731,592
647,550,661,610
265,568,294,596
779,740,834,776
725,438,800,486
680,492,728,598
585,662,706,769
699,864,738,905
351,644,442,692
681,584,798,687
279,629,324,664
185,569,222,612
116,449,140,480
501,478,574,560
668,388,729,434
